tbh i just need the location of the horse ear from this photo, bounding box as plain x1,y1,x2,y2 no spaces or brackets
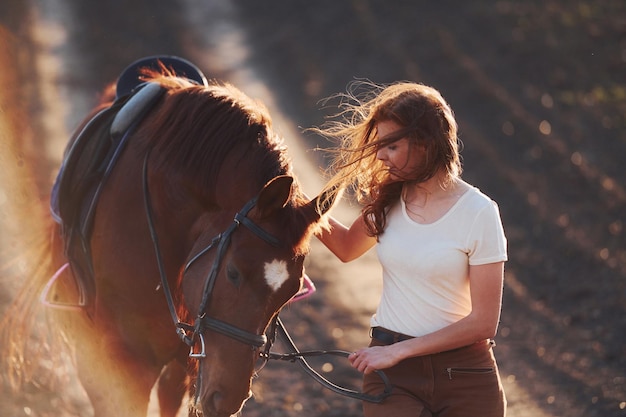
256,175,294,217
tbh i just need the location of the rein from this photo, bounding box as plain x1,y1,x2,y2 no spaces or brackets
264,317,393,403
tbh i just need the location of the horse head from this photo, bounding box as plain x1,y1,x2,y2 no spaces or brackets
176,175,330,416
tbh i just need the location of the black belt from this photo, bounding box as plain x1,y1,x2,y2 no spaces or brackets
370,327,414,345
371,327,496,353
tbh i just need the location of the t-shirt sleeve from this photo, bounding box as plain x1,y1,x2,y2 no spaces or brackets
466,200,508,265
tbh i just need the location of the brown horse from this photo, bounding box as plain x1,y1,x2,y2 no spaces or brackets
1,57,335,417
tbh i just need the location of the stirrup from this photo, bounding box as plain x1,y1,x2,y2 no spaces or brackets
40,263,86,311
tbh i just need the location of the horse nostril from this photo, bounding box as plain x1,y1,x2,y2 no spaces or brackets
206,389,252,416
210,390,223,410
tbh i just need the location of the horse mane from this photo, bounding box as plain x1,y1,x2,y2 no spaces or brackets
135,76,289,201
134,74,320,255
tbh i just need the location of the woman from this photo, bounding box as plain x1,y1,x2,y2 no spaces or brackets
313,81,507,416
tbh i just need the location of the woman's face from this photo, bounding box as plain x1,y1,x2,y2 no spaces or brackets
375,120,423,181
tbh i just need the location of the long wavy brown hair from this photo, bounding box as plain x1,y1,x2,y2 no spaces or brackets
314,80,462,237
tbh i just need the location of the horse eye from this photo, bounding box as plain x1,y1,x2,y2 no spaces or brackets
226,265,241,287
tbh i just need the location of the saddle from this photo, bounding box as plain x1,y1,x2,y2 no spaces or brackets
48,56,207,311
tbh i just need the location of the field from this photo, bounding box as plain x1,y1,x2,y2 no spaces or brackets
0,1,624,416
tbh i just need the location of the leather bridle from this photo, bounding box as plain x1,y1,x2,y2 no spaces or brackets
142,151,280,353
141,152,392,405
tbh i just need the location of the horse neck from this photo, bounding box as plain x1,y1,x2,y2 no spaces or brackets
213,149,280,210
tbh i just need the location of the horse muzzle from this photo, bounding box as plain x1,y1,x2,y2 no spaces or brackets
197,387,252,417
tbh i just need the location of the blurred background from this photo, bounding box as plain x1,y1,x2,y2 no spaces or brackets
0,1,624,416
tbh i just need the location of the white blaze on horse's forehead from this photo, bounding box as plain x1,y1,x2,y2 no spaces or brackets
264,259,290,291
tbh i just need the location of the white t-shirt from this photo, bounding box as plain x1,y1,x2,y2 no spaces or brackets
371,186,508,337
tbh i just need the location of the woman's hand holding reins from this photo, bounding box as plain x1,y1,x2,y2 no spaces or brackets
349,344,404,375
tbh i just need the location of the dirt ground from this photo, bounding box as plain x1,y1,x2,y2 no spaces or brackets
0,1,625,416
